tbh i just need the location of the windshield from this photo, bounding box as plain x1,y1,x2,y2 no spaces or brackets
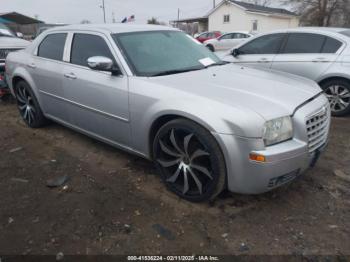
340,30,350,38
112,30,222,77
0,23,15,37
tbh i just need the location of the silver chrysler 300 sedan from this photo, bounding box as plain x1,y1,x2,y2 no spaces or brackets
6,24,331,202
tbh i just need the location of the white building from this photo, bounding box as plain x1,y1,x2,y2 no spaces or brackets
174,0,299,34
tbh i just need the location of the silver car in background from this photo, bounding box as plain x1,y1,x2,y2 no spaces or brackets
6,24,330,202
223,27,350,116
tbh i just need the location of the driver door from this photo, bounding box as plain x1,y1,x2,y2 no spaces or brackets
63,32,130,146
227,33,287,69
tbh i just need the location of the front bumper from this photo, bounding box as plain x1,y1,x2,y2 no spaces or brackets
213,94,330,194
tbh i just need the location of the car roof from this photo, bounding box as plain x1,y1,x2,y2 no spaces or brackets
47,23,179,34
251,27,350,42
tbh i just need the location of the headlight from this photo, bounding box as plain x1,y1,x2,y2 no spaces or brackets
263,116,293,146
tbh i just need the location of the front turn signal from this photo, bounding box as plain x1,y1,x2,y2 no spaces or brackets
249,153,266,163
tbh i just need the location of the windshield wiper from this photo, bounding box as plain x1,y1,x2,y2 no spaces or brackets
150,67,203,77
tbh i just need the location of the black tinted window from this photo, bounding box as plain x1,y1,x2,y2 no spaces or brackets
340,30,350,37
70,34,114,67
38,33,67,61
322,37,342,53
239,34,285,54
283,33,326,54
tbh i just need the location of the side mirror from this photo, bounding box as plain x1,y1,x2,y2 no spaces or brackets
16,32,24,38
87,56,121,75
232,48,240,57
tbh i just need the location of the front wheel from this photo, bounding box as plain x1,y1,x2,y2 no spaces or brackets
153,119,226,202
321,79,350,117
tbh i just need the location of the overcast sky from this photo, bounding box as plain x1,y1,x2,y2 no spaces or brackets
1,0,225,24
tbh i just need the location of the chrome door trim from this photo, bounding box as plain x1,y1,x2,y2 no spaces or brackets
39,90,130,123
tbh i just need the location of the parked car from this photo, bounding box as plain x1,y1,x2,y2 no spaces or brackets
195,31,222,43
223,27,350,116
204,31,253,52
0,23,29,97
6,24,330,202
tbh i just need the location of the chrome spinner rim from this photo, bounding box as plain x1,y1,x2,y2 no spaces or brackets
16,85,36,125
157,129,213,196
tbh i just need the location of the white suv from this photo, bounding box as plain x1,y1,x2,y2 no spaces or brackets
223,27,350,116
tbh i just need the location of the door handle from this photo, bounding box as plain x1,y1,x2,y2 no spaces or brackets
258,58,269,63
312,57,328,63
64,73,77,80
27,63,36,69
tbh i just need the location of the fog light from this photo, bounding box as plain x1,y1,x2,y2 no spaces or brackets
249,153,266,162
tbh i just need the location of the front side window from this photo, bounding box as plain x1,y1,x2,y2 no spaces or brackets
113,31,221,77
239,33,285,55
223,15,230,23
38,33,67,61
70,33,114,67
220,34,233,40
283,33,326,54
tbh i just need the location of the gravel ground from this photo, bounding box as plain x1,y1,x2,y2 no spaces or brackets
0,97,349,256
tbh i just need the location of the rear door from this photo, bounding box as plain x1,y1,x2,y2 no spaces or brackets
216,33,233,50
63,32,130,146
230,33,287,69
271,33,343,80
29,33,69,122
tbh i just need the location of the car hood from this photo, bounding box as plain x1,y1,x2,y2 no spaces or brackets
0,36,30,48
147,64,322,120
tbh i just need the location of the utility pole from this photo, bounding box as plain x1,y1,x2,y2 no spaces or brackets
177,8,180,28
213,0,216,8
102,0,106,23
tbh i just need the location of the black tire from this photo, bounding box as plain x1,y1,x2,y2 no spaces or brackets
320,79,350,117
14,80,48,128
153,118,226,202
206,44,215,52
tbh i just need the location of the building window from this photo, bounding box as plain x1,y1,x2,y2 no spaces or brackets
252,20,258,31
223,15,230,23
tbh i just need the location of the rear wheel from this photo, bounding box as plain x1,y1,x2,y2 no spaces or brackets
321,79,350,117
153,119,226,202
15,80,48,128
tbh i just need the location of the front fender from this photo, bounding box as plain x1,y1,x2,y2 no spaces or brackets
130,92,265,157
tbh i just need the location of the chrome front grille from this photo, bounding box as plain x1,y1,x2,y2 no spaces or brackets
306,105,330,153
0,49,21,61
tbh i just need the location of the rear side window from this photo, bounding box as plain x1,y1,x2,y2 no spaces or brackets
239,33,285,54
283,33,325,54
322,37,342,53
38,33,67,61
70,33,114,67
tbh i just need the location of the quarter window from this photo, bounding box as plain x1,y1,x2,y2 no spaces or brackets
283,33,326,54
322,37,342,53
38,33,67,61
239,33,285,55
70,33,114,67
223,15,230,23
